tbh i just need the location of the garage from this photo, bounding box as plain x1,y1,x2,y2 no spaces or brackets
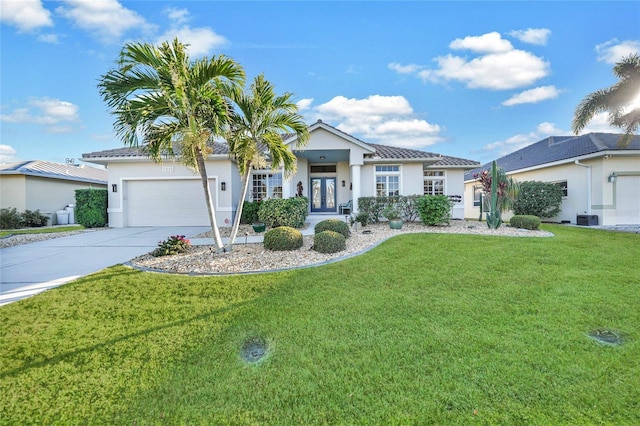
125,179,215,226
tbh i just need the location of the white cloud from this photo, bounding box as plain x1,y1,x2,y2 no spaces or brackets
296,98,314,111
155,26,228,57
0,0,52,32
164,7,190,25
420,49,550,90
37,33,59,43
392,32,551,90
0,145,19,163
155,8,227,57
1,98,79,133
595,39,640,64
502,86,561,106
483,122,564,156
449,32,513,53
388,62,424,74
308,95,444,149
56,0,152,43
508,28,551,46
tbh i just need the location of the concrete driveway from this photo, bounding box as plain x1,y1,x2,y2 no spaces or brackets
0,227,210,306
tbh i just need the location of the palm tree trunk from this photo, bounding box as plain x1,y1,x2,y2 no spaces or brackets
195,148,225,252
226,161,253,251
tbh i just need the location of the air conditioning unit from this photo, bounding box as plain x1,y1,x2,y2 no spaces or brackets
576,215,598,226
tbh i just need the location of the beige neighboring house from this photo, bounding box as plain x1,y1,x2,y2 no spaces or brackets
0,160,108,224
464,133,640,226
82,120,479,228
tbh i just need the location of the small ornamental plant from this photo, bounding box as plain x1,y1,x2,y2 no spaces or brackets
152,235,191,257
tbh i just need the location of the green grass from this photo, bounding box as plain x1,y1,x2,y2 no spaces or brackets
1,225,639,424
0,225,85,238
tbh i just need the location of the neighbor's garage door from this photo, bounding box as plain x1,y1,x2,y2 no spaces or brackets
615,175,640,225
125,179,214,226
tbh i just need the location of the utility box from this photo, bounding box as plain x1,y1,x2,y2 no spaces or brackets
577,214,598,226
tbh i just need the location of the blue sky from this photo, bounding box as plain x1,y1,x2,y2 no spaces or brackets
1,1,639,166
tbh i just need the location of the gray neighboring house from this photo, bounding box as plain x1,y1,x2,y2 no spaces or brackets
464,133,640,225
83,120,480,227
0,160,108,224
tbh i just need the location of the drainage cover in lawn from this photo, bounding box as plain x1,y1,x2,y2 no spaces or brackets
588,329,623,346
241,337,268,363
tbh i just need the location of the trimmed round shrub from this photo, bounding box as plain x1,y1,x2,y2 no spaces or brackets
314,219,349,238
510,215,541,230
313,230,346,254
263,226,303,251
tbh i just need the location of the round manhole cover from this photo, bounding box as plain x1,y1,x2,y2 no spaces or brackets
241,337,268,363
588,329,623,346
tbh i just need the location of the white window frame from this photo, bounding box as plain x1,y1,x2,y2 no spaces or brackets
375,165,401,197
251,171,283,201
553,180,568,197
423,170,446,195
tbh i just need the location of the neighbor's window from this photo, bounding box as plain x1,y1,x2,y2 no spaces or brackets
473,185,482,206
375,165,400,196
424,170,445,195
251,172,283,201
553,180,568,197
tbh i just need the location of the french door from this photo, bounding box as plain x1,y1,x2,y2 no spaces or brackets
310,177,336,213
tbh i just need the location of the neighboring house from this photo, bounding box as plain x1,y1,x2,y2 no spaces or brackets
0,160,108,223
82,120,479,228
464,133,640,226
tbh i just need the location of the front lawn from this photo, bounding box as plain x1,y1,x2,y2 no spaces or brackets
1,225,638,424
0,225,85,238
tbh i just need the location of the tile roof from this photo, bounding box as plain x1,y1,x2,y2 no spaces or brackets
465,133,640,180
82,142,229,159
0,160,107,184
81,120,479,167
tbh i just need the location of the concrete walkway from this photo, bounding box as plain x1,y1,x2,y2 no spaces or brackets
0,215,348,306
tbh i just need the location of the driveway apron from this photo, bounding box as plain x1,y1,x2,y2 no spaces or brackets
0,227,210,306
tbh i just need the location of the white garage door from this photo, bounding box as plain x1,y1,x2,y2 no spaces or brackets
125,179,214,226
615,176,640,225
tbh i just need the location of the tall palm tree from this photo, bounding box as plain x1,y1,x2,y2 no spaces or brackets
225,74,309,250
98,38,245,252
572,53,640,147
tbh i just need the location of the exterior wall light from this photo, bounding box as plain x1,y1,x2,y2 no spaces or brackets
221,181,226,191
112,184,117,192
608,173,617,183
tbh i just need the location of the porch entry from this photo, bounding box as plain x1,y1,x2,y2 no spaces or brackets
310,177,336,213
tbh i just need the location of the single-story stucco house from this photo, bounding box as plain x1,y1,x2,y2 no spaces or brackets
464,133,640,226
0,160,108,224
82,120,479,228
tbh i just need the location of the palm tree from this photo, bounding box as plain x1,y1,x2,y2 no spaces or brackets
225,74,309,250
98,38,245,252
572,53,640,147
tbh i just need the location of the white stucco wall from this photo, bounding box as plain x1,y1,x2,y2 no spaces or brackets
464,155,640,225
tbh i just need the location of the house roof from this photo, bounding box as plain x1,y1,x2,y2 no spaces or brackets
82,119,479,168
465,133,640,180
0,160,108,184
82,142,229,162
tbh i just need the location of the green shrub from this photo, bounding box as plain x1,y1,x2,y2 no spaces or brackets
258,197,308,229
416,195,452,226
75,189,108,228
240,200,261,224
152,235,191,257
313,230,346,254
263,226,303,251
0,207,23,229
314,219,349,238
510,215,541,230
357,197,387,223
21,209,48,227
513,181,563,219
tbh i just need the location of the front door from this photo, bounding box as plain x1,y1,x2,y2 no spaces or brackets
310,177,336,212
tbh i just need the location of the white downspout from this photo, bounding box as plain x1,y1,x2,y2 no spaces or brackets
574,160,592,215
